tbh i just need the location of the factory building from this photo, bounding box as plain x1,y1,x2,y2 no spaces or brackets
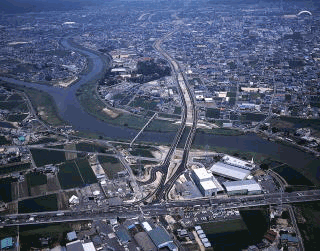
210,162,251,180
223,180,262,195
134,232,157,251
192,168,223,196
148,226,178,251
222,155,255,170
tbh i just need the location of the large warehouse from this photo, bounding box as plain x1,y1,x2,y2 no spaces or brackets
222,155,255,170
223,180,262,195
192,168,223,196
210,162,251,180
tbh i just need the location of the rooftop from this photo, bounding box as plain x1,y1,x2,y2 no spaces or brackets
82,242,96,251
223,179,262,192
148,226,172,247
134,232,157,251
210,162,251,180
1,237,13,249
66,240,84,251
193,167,213,181
222,155,254,170
200,180,217,190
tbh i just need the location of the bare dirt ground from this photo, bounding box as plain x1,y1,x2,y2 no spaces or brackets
58,190,78,210
18,179,29,198
11,182,19,201
30,184,47,197
64,143,77,160
58,76,78,88
103,107,120,119
47,174,61,192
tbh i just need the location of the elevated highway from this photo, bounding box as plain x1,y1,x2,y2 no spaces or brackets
1,190,319,227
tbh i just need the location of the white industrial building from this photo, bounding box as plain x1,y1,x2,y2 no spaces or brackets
210,162,251,180
192,168,223,196
222,155,255,170
223,180,262,195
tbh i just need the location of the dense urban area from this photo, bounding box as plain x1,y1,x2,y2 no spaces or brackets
0,0,320,251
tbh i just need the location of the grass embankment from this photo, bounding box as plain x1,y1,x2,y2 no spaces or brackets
197,128,244,136
192,144,271,165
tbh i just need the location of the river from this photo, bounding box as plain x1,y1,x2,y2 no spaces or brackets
1,37,320,186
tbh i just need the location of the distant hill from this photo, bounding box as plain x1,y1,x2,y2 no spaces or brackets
0,0,107,14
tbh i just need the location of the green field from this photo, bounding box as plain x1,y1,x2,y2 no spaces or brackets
0,178,14,202
206,108,221,119
75,158,97,184
131,97,158,110
30,149,65,167
7,94,23,101
242,112,266,122
0,95,7,101
197,128,244,136
7,113,28,122
281,116,320,131
141,160,158,165
174,106,181,115
98,156,124,179
31,138,58,145
22,87,65,126
57,161,83,189
19,223,72,250
76,82,178,133
129,146,155,158
57,158,96,189
0,135,10,145
18,194,58,213
0,162,30,175
26,173,47,188
0,101,28,112
201,219,247,235
76,142,107,153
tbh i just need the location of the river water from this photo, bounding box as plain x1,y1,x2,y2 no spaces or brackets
1,38,320,186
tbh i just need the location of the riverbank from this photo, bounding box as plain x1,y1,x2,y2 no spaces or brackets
0,82,65,126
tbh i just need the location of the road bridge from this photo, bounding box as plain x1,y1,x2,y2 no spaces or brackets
129,112,158,148
2,190,319,227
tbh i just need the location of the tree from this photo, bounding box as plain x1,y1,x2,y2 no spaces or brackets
260,163,269,170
